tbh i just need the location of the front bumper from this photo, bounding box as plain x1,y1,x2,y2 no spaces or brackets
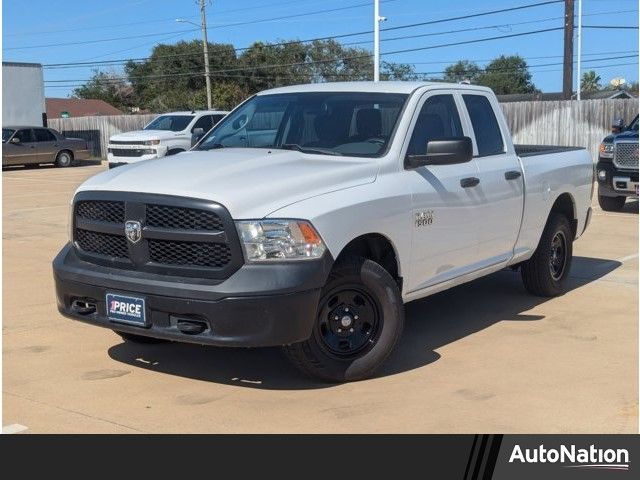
596,159,638,197
53,244,332,347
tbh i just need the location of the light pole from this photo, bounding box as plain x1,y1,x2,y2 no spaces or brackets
576,0,583,100
176,0,212,109
373,0,386,81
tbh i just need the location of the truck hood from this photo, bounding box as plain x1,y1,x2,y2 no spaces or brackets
77,148,378,218
109,130,181,142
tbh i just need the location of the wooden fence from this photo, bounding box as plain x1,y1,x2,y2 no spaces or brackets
49,99,638,159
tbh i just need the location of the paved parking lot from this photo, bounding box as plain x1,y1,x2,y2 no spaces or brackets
3,163,638,433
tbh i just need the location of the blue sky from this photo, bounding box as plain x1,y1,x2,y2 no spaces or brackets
2,0,638,97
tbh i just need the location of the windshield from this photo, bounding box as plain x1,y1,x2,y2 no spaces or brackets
144,115,194,132
2,128,15,142
628,115,638,132
196,92,408,157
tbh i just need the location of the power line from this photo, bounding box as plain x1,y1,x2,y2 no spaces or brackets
22,0,561,57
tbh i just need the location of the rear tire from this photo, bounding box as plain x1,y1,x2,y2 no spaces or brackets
284,256,404,382
55,150,73,167
598,194,625,212
521,213,573,297
114,331,168,344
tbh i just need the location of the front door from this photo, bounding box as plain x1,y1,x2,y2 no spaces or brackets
3,129,38,165
402,91,482,294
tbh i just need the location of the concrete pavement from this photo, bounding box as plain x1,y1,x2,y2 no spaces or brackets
3,163,637,433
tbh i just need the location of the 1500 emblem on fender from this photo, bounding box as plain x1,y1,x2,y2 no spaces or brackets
415,210,434,227
125,220,142,244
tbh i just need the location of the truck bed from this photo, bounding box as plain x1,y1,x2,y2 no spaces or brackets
515,145,584,157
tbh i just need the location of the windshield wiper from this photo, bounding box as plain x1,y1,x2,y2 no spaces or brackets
199,143,226,151
279,144,340,156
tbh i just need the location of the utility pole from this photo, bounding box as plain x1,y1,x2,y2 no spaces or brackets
200,0,212,109
576,0,583,100
374,0,380,81
562,0,574,100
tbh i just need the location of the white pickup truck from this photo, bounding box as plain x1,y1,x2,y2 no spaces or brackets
107,110,228,168
54,82,593,382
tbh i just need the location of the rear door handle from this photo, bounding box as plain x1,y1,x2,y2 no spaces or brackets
460,177,480,188
505,170,522,180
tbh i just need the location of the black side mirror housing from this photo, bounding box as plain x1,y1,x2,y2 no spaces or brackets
191,127,205,147
406,137,473,169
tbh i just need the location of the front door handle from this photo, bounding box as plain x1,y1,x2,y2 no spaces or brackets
505,170,522,180
460,177,480,188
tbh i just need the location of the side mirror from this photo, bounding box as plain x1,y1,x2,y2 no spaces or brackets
406,137,473,169
611,118,625,134
10,136,20,144
191,127,205,147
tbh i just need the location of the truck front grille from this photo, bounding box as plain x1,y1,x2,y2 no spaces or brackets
108,148,154,157
75,229,129,259
146,204,223,231
76,200,125,224
614,142,639,169
72,193,243,279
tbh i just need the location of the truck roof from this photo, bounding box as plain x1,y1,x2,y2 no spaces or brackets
157,110,229,115
258,81,494,96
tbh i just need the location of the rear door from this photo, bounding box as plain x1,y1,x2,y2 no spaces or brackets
402,91,483,293
33,128,60,163
460,93,524,267
4,129,38,165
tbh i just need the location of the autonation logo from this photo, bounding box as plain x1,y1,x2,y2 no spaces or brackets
509,444,630,471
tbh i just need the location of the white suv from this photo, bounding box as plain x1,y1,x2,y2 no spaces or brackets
107,110,228,168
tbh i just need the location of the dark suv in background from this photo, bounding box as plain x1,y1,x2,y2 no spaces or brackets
596,115,639,211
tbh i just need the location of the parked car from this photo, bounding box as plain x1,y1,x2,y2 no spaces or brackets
53,82,593,382
596,114,639,211
107,110,228,168
2,126,90,167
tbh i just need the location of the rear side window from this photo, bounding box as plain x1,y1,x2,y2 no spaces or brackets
407,94,463,156
462,95,504,157
34,128,56,142
191,115,214,133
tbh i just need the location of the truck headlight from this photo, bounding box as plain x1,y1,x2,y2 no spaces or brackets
599,142,614,158
236,220,326,262
144,140,161,146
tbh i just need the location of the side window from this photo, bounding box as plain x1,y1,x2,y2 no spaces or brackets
14,129,34,143
191,115,213,133
211,115,225,126
34,128,56,142
407,94,463,156
462,94,505,157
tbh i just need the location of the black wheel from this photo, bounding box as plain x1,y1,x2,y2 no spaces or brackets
55,150,73,167
521,213,573,297
284,256,404,382
598,194,625,212
114,331,168,344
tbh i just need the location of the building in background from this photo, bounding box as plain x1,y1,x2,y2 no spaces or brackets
2,61,46,126
45,98,123,119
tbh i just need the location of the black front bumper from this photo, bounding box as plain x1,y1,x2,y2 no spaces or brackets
53,244,332,347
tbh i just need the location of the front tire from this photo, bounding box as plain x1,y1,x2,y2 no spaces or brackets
521,213,573,297
55,150,73,167
114,331,168,344
598,194,625,212
284,256,404,382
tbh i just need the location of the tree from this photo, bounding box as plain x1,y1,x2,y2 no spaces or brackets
380,61,419,81
72,70,135,111
476,55,536,94
443,60,481,83
580,70,601,93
